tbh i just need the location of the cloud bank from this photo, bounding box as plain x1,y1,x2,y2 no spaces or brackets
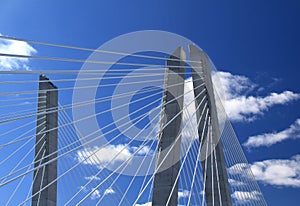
251,155,300,188
0,35,36,71
229,155,300,188
212,71,300,122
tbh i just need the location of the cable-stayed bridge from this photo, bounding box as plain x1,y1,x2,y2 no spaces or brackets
0,34,267,206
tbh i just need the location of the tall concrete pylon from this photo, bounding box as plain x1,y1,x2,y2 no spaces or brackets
152,47,186,206
189,44,232,206
152,45,232,206
32,75,58,206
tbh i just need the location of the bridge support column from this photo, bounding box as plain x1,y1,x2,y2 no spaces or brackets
32,75,58,206
189,45,232,206
152,47,186,206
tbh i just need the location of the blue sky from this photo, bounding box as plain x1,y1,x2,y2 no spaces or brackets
0,0,300,205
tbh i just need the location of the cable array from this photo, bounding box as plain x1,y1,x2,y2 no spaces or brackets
0,35,267,205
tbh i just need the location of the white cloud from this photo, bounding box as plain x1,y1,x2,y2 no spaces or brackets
228,163,251,175
90,188,101,200
228,178,246,187
228,155,300,188
178,189,190,199
0,36,36,70
212,71,300,122
76,143,157,169
231,190,261,204
224,91,300,121
131,145,154,156
181,78,199,143
77,144,132,167
104,188,115,195
250,155,300,187
212,71,257,100
244,118,300,148
83,187,115,200
84,175,101,181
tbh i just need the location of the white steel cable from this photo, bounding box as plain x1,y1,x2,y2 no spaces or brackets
95,121,160,206
0,35,203,65
20,99,166,206
0,71,203,85
0,82,168,147
213,143,223,206
23,149,46,206
5,140,46,205
165,103,207,206
201,116,211,206
0,52,203,71
187,105,209,206
0,78,201,124
65,108,162,205
1,95,164,187
210,124,215,206
31,83,204,206
132,93,208,206
0,81,203,181
0,124,46,165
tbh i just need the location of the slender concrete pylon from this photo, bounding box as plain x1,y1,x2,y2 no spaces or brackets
189,44,232,206
152,47,186,206
32,75,58,206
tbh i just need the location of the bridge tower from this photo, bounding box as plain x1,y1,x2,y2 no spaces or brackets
190,45,232,206
152,47,186,206
152,46,232,206
32,75,58,206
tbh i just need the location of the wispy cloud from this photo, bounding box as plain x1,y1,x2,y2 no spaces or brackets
228,178,246,187
244,118,300,148
228,163,251,175
90,188,101,200
84,175,101,181
212,71,300,122
89,187,115,200
0,35,36,71
131,145,154,156
251,155,300,188
104,188,115,195
231,190,261,204
178,189,190,199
